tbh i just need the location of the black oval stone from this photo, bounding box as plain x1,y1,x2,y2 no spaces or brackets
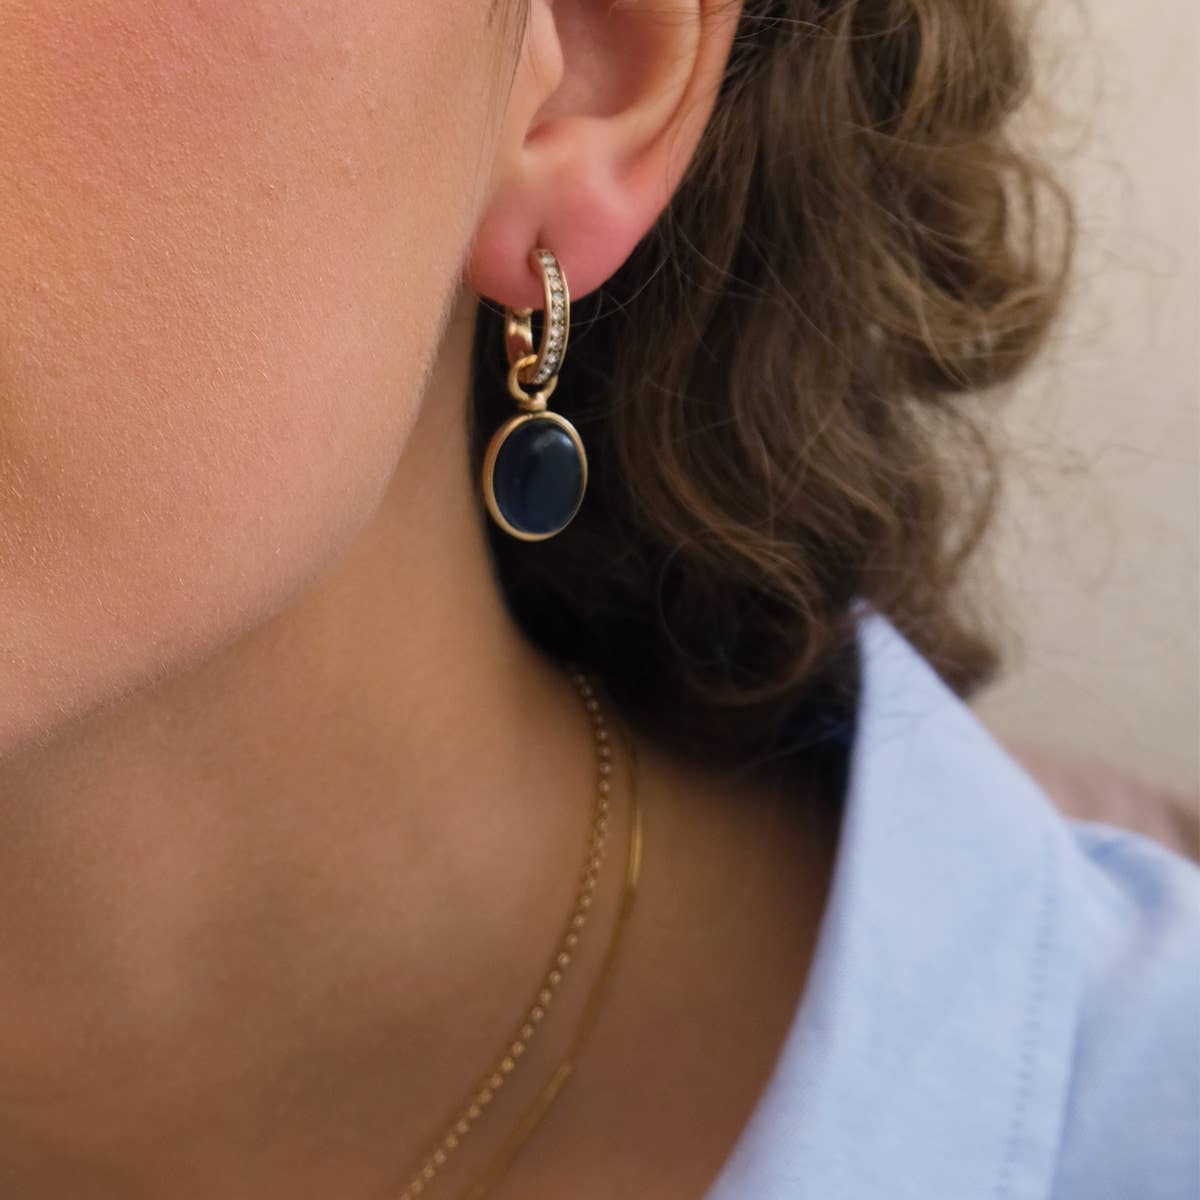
492,418,585,537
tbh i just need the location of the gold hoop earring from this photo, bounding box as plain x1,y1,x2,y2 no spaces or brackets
481,247,588,541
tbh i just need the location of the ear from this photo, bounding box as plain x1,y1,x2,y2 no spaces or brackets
464,0,743,308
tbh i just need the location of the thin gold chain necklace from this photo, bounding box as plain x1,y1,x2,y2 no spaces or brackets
397,666,643,1200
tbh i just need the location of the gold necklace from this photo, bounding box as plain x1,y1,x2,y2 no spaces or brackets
397,667,643,1200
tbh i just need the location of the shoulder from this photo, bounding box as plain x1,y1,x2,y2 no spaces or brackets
704,613,1199,1200
851,612,1199,1198
1052,818,1200,1199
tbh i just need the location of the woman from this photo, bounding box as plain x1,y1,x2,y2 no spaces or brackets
0,1,1195,1197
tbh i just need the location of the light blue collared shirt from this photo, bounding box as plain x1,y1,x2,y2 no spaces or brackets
704,614,1200,1199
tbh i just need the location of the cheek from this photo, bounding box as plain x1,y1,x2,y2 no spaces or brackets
0,0,491,743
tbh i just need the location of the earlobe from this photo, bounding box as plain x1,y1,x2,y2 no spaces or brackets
463,0,742,309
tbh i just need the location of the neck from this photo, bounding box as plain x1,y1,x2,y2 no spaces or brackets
0,287,621,1192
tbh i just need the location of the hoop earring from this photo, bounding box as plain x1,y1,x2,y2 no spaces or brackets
481,247,588,542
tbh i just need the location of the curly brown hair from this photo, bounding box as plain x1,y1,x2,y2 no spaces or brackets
469,0,1074,778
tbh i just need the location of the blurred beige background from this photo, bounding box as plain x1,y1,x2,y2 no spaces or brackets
974,1,1199,800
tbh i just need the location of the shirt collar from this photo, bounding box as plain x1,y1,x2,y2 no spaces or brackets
704,612,1086,1200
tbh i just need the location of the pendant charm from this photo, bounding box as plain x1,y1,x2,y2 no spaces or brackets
482,247,587,542
482,410,588,541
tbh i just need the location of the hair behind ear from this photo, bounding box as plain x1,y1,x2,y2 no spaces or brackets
469,0,1074,779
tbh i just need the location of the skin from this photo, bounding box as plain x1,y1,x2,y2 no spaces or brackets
0,1,842,1196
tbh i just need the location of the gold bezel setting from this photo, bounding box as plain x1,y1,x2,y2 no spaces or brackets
482,410,589,542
